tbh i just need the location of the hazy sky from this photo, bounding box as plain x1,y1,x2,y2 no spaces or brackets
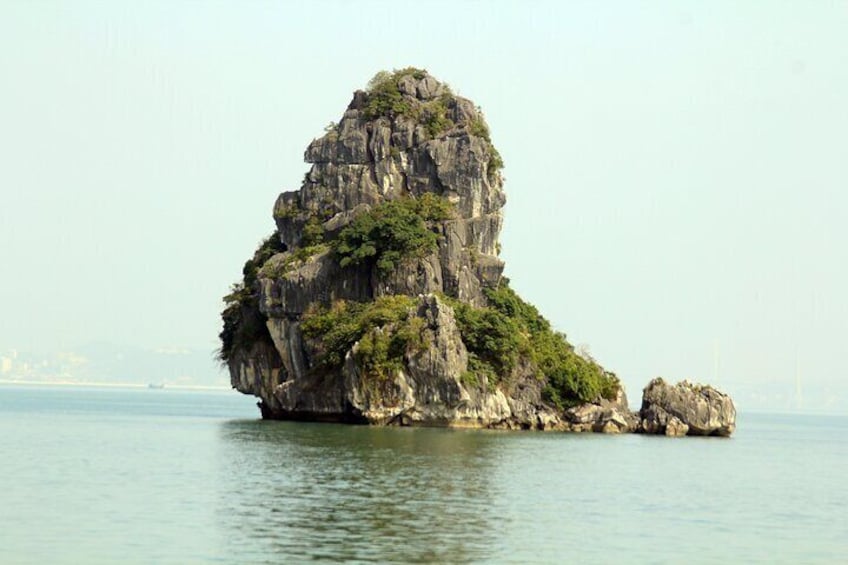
1,1,846,410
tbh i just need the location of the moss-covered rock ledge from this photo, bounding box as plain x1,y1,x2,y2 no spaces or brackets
220,68,736,436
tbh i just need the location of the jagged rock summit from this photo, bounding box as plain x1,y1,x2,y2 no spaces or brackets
220,68,736,436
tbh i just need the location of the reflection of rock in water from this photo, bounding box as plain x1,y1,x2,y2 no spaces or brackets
216,421,504,562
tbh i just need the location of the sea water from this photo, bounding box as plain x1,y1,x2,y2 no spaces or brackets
0,384,845,564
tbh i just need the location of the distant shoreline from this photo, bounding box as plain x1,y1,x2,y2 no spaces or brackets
0,379,232,392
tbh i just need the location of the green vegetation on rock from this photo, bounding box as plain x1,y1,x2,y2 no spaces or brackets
300,280,618,408
301,216,325,247
362,68,455,137
301,295,425,379
218,232,285,362
447,282,619,407
273,202,299,220
364,68,425,110
421,93,455,137
222,194,454,362
220,227,616,409
363,68,421,120
468,116,504,180
258,243,329,279
242,232,286,289
332,194,453,275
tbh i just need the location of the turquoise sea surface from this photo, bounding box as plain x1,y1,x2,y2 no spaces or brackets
0,384,845,564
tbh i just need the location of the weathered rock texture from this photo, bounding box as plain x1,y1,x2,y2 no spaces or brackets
222,69,736,436
639,378,737,437
564,388,639,434
271,81,504,308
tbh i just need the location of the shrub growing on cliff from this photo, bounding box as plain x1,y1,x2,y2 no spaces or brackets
487,283,618,407
218,287,269,363
467,117,504,180
332,194,453,275
300,296,425,379
421,93,455,137
241,232,286,289
363,68,425,120
259,243,330,279
446,282,619,407
301,216,324,247
487,148,504,180
450,301,524,380
218,232,285,362
362,68,455,137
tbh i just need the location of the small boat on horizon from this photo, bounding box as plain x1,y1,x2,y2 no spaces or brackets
147,383,165,389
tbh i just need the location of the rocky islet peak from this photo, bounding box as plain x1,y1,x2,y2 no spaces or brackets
219,68,736,436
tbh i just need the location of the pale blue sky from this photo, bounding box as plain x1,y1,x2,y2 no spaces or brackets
1,1,846,410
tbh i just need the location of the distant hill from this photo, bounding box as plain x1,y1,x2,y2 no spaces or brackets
0,342,228,387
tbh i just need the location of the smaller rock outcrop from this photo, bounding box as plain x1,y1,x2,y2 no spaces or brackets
638,378,736,437
563,388,638,433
